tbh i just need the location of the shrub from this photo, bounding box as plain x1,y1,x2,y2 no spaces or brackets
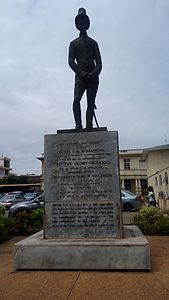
131,206,169,235
0,206,43,242
0,206,15,242
12,208,43,235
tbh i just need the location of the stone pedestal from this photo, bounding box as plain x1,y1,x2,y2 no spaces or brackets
14,226,151,270
14,128,151,270
44,128,123,239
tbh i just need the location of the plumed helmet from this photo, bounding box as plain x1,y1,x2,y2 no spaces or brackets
75,8,90,31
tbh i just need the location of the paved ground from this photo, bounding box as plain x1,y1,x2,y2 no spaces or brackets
122,211,137,224
1,233,169,300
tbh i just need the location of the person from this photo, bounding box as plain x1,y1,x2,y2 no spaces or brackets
147,186,156,207
138,192,145,207
68,8,102,129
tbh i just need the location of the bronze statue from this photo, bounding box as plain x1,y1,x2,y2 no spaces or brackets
69,8,102,129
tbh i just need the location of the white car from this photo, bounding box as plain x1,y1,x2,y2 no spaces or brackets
0,193,26,210
121,190,141,212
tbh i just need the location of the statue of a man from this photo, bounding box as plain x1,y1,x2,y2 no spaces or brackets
69,8,102,129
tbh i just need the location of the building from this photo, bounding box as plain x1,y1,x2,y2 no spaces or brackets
142,144,169,210
37,153,44,191
119,149,147,194
0,156,12,178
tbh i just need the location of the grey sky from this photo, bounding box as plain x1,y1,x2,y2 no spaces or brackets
0,0,169,174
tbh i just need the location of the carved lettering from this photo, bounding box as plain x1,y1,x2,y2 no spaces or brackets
52,202,114,228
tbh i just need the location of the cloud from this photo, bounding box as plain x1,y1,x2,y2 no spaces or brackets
0,0,169,174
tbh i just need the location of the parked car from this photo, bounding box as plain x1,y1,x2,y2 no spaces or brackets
0,193,26,210
0,193,5,199
8,191,24,196
8,194,45,217
121,190,140,212
24,192,42,201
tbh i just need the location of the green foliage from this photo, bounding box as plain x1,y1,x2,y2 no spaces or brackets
0,205,5,216
0,175,29,184
31,208,44,230
12,208,43,235
131,206,169,235
0,206,10,242
0,174,39,185
0,207,43,242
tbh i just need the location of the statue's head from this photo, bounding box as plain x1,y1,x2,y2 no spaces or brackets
75,8,90,31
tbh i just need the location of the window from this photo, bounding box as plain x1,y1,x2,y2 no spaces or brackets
164,173,168,185
124,179,131,191
123,159,130,170
4,160,10,168
155,177,158,187
159,175,162,186
140,179,148,192
139,160,146,169
5,170,9,176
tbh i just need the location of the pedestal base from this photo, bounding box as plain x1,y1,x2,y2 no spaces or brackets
14,226,151,270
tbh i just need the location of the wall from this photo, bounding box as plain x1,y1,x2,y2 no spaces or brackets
146,149,169,201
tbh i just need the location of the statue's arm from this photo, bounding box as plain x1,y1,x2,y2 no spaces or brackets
89,42,102,78
68,42,89,79
68,42,81,75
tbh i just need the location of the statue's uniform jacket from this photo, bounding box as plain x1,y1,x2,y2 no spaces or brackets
69,36,102,78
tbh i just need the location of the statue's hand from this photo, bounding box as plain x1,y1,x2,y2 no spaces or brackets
80,71,89,78
88,72,95,80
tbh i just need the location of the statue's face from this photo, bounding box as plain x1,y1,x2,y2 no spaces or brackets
75,14,90,31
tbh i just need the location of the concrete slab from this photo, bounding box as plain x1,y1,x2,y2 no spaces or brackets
14,225,151,270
